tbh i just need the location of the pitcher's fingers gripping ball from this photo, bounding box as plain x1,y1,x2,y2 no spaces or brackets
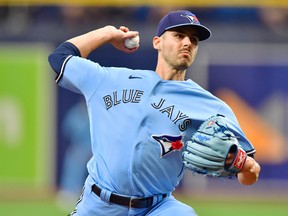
183,114,247,178
125,35,140,49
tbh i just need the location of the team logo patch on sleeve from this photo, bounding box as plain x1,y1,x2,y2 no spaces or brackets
152,134,184,157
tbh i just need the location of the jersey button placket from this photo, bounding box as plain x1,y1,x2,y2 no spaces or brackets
133,144,140,174
132,143,141,175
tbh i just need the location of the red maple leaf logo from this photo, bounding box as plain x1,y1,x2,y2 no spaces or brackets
171,140,184,150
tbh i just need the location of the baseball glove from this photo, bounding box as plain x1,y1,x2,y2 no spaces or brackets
182,114,247,178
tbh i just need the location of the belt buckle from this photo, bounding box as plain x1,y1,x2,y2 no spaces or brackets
129,197,135,208
129,197,141,208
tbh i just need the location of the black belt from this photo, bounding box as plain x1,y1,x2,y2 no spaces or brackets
92,184,167,208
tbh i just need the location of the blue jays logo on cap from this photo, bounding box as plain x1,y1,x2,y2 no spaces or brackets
152,134,184,157
180,13,199,24
156,10,211,41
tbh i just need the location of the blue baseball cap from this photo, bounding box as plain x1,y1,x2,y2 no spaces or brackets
156,10,211,41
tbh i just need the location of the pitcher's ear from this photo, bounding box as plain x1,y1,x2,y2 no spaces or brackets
153,36,161,49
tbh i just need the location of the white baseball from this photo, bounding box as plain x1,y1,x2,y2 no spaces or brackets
124,35,140,49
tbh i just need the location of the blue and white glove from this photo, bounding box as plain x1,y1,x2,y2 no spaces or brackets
183,114,247,178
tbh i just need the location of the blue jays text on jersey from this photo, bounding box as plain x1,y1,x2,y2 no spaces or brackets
103,89,192,131
103,89,144,110
151,98,192,131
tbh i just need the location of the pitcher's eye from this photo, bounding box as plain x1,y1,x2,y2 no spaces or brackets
190,36,199,45
175,33,184,39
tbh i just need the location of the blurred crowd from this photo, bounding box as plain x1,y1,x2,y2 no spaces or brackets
0,6,288,43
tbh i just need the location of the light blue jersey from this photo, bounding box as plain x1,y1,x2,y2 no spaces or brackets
57,56,255,215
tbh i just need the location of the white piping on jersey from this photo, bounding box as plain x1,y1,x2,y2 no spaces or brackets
246,149,256,156
55,55,73,83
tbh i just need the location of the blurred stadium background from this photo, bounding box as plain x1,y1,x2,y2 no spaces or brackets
0,0,288,215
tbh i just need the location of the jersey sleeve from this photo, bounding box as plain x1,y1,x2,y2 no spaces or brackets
57,56,107,101
218,105,256,156
48,42,81,74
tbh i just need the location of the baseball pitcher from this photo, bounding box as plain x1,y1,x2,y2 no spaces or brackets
48,10,261,216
